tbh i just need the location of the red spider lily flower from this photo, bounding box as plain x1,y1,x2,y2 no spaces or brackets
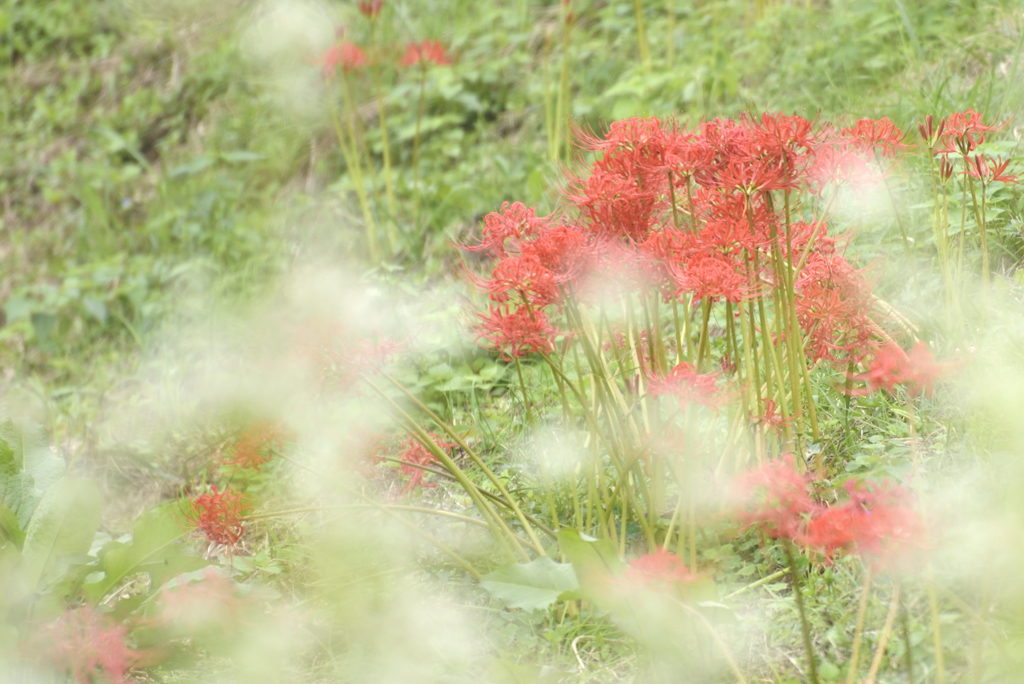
746,111,819,171
757,398,790,431
358,0,383,18
668,251,753,304
569,158,664,242
663,133,715,183
576,116,667,153
852,341,947,397
27,607,142,684
480,253,561,307
188,486,247,546
476,306,558,359
397,433,454,492
965,155,1018,184
624,549,699,593
716,155,797,196
568,117,678,242
400,40,452,67
806,143,880,192
918,114,946,149
794,244,875,366
520,223,591,280
804,480,926,570
647,362,723,410
937,109,1001,155
318,41,367,78
937,156,955,182
460,201,552,258
734,454,819,541
840,117,909,158
222,420,290,470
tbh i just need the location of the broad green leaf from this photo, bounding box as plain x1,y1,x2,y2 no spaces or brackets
481,556,578,611
0,440,67,530
22,477,101,590
0,501,24,549
83,503,204,604
0,421,20,476
557,528,625,593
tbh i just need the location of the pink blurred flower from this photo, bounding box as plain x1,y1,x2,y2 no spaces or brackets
401,40,452,67
28,607,142,683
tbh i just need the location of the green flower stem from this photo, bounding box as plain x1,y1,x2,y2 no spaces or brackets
722,568,788,600
783,540,819,684
377,372,550,556
865,582,901,683
332,80,379,261
846,567,872,683
513,355,534,424
411,64,427,233
927,578,946,684
695,299,713,369
899,583,914,683
366,381,532,560
632,0,650,65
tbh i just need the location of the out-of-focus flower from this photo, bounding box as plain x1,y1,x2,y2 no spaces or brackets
757,398,790,431
852,341,947,396
396,433,454,492
647,362,723,410
841,117,909,158
400,40,452,68
358,0,383,18
804,480,926,570
318,41,367,78
28,607,141,684
623,549,698,594
159,568,241,628
222,420,289,471
734,454,818,541
188,486,247,546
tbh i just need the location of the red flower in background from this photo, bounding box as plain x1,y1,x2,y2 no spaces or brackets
852,341,947,396
647,362,723,410
624,549,698,593
28,607,141,684
937,109,1000,155
159,567,241,627
318,41,367,78
734,454,818,541
397,433,454,492
401,40,452,67
189,486,247,546
358,0,383,18
222,420,289,470
804,480,926,570
841,117,909,158
793,241,875,367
